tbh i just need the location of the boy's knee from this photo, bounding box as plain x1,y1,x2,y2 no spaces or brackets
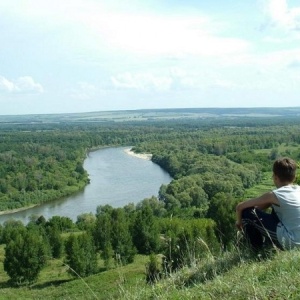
242,207,256,219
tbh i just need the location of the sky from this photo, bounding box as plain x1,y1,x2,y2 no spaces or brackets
0,0,300,115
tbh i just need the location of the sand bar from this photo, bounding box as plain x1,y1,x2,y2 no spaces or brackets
124,148,152,160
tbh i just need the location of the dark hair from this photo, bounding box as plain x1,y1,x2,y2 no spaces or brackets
273,157,297,183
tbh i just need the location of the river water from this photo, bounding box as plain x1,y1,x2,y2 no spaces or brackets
0,147,172,224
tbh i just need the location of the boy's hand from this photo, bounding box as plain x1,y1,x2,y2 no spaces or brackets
235,221,243,231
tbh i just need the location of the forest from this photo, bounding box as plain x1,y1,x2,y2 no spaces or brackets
0,110,300,289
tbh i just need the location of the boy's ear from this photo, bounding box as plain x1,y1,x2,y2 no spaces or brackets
273,173,279,182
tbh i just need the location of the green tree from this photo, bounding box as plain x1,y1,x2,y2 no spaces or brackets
137,196,166,217
1,220,26,245
111,208,136,265
47,226,64,258
207,192,238,249
46,216,74,232
102,240,114,269
0,224,3,243
132,205,160,255
76,213,96,231
93,211,114,268
65,232,97,277
160,218,219,272
93,212,112,251
4,229,47,285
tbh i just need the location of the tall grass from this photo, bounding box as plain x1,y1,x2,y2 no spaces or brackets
120,243,300,300
1,241,300,299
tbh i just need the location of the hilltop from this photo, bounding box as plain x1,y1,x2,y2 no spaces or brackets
1,244,300,299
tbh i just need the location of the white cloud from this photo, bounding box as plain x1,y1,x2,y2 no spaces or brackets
0,76,15,92
0,76,44,94
0,0,249,58
70,81,97,100
84,12,249,57
111,72,173,91
264,0,300,31
214,79,237,89
15,76,44,93
110,69,237,92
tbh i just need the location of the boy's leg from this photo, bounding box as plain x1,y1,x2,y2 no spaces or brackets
241,207,281,249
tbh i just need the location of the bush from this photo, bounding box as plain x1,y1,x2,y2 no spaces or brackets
65,232,97,277
4,229,47,285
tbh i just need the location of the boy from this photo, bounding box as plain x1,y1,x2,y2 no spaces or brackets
236,157,300,250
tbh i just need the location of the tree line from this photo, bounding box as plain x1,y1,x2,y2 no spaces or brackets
0,201,218,285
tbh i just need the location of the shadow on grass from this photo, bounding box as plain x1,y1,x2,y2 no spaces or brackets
98,267,108,273
31,266,110,290
31,278,73,290
183,242,278,287
0,281,10,289
184,251,242,287
0,279,73,290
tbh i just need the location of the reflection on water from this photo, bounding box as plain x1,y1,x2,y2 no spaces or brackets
0,147,172,224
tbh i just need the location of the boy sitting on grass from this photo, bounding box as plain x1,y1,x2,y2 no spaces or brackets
236,157,300,250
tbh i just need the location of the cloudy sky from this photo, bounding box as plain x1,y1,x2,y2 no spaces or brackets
0,0,300,115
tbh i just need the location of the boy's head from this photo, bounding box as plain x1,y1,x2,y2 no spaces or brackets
273,157,297,183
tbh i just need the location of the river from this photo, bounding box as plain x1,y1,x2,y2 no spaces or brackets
0,147,172,224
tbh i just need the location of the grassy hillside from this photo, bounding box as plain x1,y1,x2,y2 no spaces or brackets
1,242,300,299
123,248,300,300
0,245,148,299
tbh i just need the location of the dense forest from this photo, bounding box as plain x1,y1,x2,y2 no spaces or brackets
0,109,300,287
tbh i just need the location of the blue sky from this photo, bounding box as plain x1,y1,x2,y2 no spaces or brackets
0,0,300,115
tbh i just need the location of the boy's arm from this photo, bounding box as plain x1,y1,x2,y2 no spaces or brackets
235,192,279,230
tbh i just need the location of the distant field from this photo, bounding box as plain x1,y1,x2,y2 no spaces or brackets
244,172,274,199
0,107,300,124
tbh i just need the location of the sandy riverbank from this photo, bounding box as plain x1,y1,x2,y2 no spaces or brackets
124,148,152,160
0,204,37,216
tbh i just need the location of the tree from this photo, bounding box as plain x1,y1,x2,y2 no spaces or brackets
46,226,64,258
0,223,3,243
160,218,219,272
76,213,96,231
46,216,74,232
137,196,166,217
93,211,114,268
65,232,97,277
132,205,160,255
4,229,47,285
207,192,238,249
110,208,136,265
102,240,114,270
1,220,26,245
93,212,112,251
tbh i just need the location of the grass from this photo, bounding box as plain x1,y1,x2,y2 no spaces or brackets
0,246,148,300
2,240,300,299
119,246,300,300
244,172,274,199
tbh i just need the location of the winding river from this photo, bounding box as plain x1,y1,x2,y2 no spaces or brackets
0,147,172,224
